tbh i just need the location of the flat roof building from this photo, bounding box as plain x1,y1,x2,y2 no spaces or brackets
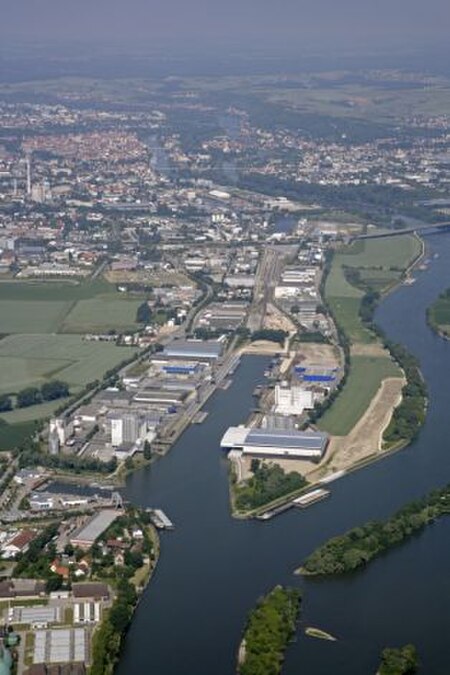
70,511,119,549
220,427,328,460
163,339,223,360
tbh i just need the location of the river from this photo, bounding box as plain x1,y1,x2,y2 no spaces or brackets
117,232,450,675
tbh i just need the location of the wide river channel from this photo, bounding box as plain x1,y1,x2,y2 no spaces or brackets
117,232,450,675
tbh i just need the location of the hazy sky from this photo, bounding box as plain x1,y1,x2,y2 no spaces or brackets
1,0,449,47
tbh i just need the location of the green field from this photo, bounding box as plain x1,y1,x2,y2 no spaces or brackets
0,420,36,452
326,235,421,343
325,262,363,298
61,297,141,333
0,279,144,334
318,356,401,436
0,278,145,450
0,334,137,396
0,300,72,333
0,400,68,424
341,235,421,270
327,296,374,344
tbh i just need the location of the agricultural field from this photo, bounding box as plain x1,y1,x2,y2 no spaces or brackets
326,234,421,343
0,334,137,396
0,300,72,334
0,400,66,424
327,296,374,344
318,355,401,436
0,420,36,452
340,234,421,271
325,261,363,298
0,279,145,334
60,297,142,333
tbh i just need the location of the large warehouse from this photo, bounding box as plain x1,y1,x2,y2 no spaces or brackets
70,510,119,549
220,426,328,460
163,339,223,361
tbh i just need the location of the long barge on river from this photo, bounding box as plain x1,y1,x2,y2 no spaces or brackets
293,488,330,508
256,488,330,520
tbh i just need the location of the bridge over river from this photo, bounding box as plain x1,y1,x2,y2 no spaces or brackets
355,220,450,240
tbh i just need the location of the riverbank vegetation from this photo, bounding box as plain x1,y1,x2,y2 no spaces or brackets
238,585,301,675
381,342,426,446
427,287,450,338
317,235,424,442
378,645,419,674
298,483,450,576
90,508,158,675
233,460,307,513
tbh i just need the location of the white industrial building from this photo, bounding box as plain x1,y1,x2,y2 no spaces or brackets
274,384,314,415
220,427,328,460
109,412,147,447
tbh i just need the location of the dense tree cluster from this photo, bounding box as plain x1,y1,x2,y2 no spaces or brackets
90,578,138,675
18,444,117,475
302,484,450,576
251,329,288,346
136,301,152,323
378,645,419,675
0,395,13,412
239,586,301,675
235,461,306,511
14,523,63,592
16,380,69,408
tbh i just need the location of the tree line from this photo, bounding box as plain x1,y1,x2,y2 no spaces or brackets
0,380,69,412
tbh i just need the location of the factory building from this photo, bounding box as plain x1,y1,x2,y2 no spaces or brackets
163,339,223,361
274,384,314,415
220,427,328,460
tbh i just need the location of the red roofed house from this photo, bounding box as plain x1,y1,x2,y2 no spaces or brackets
3,530,37,558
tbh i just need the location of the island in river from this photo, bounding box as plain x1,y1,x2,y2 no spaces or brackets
427,286,450,339
297,482,450,577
